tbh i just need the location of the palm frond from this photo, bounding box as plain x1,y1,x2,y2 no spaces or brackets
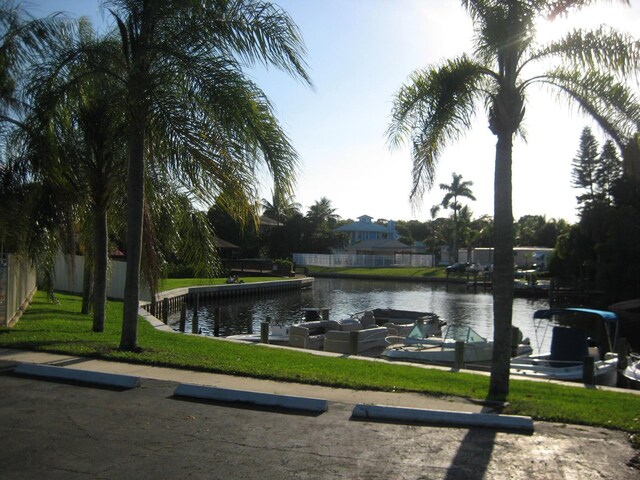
532,26,640,78
387,56,486,202
532,67,640,147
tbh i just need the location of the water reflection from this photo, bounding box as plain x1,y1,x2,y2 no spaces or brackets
168,277,554,353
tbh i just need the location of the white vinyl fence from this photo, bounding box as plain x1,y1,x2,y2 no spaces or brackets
53,254,151,301
1,254,37,327
293,253,434,268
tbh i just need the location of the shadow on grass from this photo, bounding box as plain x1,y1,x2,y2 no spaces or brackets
23,308,89,319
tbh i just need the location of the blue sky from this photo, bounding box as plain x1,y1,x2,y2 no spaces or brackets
29,0,640,224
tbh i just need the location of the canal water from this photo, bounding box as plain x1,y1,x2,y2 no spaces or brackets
168,277,557,354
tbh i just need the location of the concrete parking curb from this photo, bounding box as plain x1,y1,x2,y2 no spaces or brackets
14,363,141,389
174,384,329,413
352,403,534,433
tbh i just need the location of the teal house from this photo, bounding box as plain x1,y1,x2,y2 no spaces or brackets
335,215,397,245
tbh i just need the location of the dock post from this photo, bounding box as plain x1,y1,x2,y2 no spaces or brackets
349,330,359,355
162,298,169,324
454,341,465,370
192,294,200,334
583,356,595,385
213,307,220,337
179,302,187,332
260,321,270,344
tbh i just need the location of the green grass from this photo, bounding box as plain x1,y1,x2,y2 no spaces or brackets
307,266,448,278
159,276,284,291
2,290,640,433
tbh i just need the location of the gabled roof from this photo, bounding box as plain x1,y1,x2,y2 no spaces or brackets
336,220,387,233
213,237,239,249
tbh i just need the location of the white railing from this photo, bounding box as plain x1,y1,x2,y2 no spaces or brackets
293,253,434,268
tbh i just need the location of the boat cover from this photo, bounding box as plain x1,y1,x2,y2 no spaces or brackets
533,308,619,323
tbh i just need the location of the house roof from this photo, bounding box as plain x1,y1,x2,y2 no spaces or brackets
213,237,240,249
336,220,388,233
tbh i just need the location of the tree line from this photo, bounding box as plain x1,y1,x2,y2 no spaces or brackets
1,1,639,401
0,1,310,350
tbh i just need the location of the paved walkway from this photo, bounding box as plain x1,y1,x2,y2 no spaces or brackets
0,348,489,413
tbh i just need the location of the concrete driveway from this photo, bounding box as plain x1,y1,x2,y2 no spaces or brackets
0,369,637,479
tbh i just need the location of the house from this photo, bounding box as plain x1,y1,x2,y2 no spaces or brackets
346,238,414,255
335,215,398,246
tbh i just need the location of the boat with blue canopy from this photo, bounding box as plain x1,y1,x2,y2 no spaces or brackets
510,308,620,386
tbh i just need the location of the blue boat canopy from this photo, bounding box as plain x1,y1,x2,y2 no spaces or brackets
533,308,619,323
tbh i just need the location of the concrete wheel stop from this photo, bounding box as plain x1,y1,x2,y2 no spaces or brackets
14,363,141,389
352,403,534,433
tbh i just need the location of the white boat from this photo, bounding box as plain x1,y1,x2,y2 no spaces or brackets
384,315,445,345
622,353,640,390
510,308,620,386
381,324,532,365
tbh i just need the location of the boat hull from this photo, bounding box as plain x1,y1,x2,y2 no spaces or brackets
622,355,640,390
510,353,619,386
381,342,493,365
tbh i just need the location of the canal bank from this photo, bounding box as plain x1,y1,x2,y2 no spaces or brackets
142,277,314,323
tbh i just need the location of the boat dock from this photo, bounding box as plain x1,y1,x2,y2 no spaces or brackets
142,277,314,324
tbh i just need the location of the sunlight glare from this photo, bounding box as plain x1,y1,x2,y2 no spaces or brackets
535,3,636,45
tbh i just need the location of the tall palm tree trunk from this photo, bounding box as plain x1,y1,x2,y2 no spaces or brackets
452,209,459,262
121,121,145,350
489,132,515,400
92,203,108,332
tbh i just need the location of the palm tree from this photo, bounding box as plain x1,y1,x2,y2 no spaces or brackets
387,0,640,400
262,186,302,224
20,17,129,332
100,0,311,351
306,197,340,226
0,1,65,130
430,173,476,262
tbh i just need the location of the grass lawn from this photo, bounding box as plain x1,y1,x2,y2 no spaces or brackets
159,276,284,291
2,291,639,434
306,266,449,278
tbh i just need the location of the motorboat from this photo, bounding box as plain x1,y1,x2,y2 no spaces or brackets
622,353,640,390
381,324,532,365
366,308,439,326
510,308,620,386
384,315,445,345
513,270,551,297
352,309,443,337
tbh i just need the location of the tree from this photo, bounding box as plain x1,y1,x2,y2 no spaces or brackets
387,0,640,400
262,186,301,224
597,140,623,205
571,127,600,206
100,0,311,351
306,197,340,227
430,172,476,262
26,21,129,332
572,127,624,211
